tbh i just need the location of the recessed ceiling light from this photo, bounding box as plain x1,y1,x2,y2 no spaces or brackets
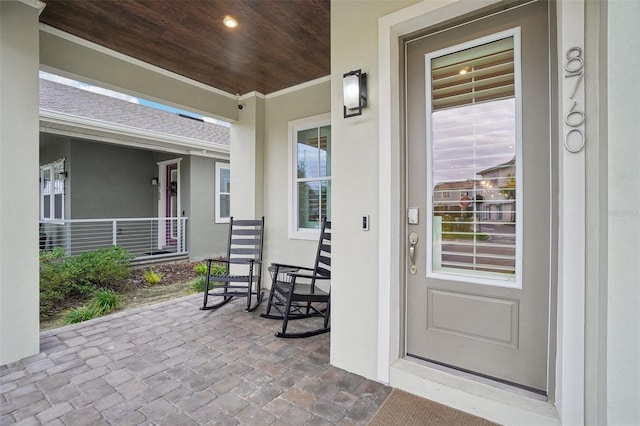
223,16,238,28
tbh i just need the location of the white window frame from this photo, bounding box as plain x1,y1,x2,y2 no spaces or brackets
215,162,231,223
288,113,331,240
425,28,523,289
40,158,65,223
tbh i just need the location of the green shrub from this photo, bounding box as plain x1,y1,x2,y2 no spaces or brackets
40,247,84,315
194,262,207,276
61,288,122,325
190,277,207,293
90,288,122,315
143,269,162,285
73,246,134,288
39,246,133,317
62,306,96,324
190,262,226,292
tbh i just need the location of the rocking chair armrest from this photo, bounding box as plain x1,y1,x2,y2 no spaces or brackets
270,262,313,272
287,271,330,280
209,258,261,265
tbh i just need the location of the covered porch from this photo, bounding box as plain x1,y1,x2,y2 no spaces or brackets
1,1,638,425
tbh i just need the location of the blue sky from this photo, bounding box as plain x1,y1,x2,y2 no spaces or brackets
39,71,230,128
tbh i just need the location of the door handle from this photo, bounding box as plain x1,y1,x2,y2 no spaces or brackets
409,231,418,275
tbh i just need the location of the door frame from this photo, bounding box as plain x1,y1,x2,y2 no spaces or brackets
378,0,585,423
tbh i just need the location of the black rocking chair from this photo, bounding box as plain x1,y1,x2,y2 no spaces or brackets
201,217,265,312
261,219,331,338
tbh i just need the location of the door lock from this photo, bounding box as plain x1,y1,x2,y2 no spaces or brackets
409,231,418,275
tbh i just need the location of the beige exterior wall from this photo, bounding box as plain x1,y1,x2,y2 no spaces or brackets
330,0,419,380
230,95,265,221
0,1,41,365
262,80,332,271
606,0,640,423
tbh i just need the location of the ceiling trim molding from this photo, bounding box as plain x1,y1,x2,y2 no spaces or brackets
40,24,238,101
18,0,46,14
265,75,331,99
239,91,266,101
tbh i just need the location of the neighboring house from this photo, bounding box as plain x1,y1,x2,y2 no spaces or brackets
39,78,231,261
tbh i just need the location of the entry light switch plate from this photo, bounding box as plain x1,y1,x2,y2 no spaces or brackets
408,207,419,225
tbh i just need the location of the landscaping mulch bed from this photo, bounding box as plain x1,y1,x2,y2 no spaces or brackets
40,260,204,330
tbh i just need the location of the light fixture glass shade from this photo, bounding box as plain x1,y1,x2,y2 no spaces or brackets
343,74,361,109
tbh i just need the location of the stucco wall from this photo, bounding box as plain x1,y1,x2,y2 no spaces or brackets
70,140,156,218
330,0,418,379
607,0,640,422
262,81,332,271
0,0,41,365
188,156,229,260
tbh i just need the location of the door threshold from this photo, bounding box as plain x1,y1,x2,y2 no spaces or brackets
390,358,560,426
407,355,547,401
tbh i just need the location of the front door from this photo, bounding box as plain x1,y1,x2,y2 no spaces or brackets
166,163,178,246
405,1,553,393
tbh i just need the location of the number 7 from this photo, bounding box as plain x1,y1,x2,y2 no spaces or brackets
565,71,584,99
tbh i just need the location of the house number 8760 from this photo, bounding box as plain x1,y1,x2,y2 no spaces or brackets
563,47,585,153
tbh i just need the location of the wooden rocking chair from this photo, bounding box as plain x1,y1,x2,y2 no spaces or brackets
201,217,265,311
261,218,331,338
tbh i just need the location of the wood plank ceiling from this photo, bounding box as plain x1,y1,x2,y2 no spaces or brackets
39,0,330,96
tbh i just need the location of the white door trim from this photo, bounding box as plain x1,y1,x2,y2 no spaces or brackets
378,0,584,424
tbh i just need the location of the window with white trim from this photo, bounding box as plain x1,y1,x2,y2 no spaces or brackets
289,114,331,239
40,159,65,222
215,162,230,223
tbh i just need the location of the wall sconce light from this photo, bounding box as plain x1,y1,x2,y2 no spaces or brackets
343,69,367,118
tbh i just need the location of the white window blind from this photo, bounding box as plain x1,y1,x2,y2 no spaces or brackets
431,37,515,111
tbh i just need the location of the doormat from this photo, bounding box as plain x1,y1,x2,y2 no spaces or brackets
368,389,498,426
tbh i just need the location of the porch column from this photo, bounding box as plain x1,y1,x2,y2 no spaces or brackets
229,95,265,219
0,0,43,365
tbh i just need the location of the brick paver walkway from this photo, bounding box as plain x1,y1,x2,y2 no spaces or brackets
0,294,390,425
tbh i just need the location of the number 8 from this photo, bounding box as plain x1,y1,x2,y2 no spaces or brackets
565,47,583,74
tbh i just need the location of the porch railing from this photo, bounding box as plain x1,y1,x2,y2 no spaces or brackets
40,217,188,261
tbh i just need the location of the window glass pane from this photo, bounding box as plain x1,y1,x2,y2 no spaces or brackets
319,125,331,177
54,194,63,220
431,95,516,279
321,180,331,221
297,128,320,178
220,194,230,218
43,196,51,219
298,180,331,230
42,168,51,195
219,167,230,193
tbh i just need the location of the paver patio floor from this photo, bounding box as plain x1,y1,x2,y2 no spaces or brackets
0,294,391,425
